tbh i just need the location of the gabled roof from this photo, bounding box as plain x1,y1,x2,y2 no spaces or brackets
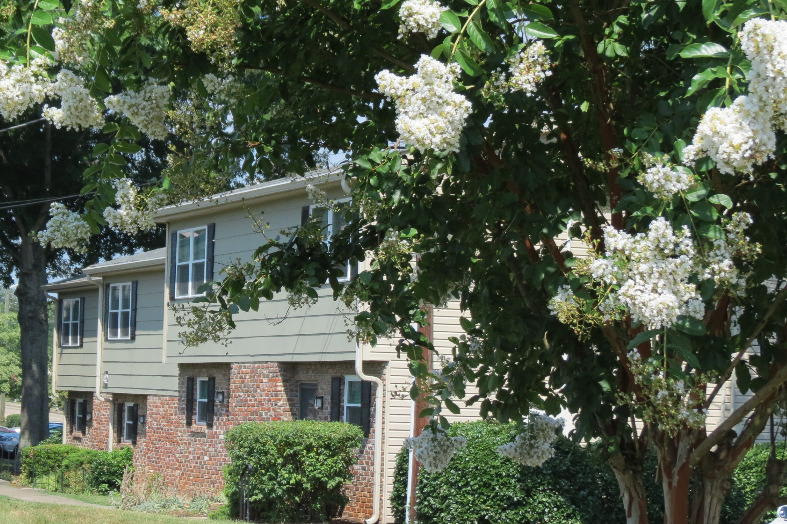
43,274,93,292
155,168,345,222
82,247,166,275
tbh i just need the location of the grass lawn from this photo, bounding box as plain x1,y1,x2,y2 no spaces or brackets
0,495,209,523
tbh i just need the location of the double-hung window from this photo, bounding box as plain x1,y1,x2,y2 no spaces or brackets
175,226,208,298
196,377,209,425
71,398,86,433
124,403,137,442
344,376,362,426
60,298,82,347
107,283,132,340
310,200,353,281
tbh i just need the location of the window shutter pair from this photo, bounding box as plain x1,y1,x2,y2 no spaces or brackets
104,282,138,340
169,224,216,301
329,376,372,438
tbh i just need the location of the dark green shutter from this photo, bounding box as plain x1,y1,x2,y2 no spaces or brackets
186,377,194,426
301,206,310,226
131,404,139,445
330,376,342,422
360,381,372,438
130,281,138,340
78,297,85,348
206,377,216,427
104,284,111,340
169,231,178,301
206,224,216,282
116,403,123,443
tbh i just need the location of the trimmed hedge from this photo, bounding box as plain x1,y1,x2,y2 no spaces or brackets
88,446,134,494
224,420,364,523
3,414,20,427
722,443,787,523
21,443,132,495
392,421,625,524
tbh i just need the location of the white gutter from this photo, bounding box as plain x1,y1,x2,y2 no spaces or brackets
355,341,383,524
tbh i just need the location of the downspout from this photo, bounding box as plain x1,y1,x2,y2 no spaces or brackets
87,275,106,402
49,296,62,443
355,341,383,524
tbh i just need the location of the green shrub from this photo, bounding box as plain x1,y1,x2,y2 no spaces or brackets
3,414,20,427
391,421,625,524
224,420,364,523
88,446,133,494
721,442,787,523
39,430,63,445
391,445,409,524
21,444,85,481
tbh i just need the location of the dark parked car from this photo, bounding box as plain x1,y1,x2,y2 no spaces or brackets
0,426,19,458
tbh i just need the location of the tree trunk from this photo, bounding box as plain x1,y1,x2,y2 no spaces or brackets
660,433,694,524
16,234,49,449
609,451,650,524
691,469,729,524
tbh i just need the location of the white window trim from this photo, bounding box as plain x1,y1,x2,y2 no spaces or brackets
343,375,361,423
196,377,209,425
61,298,81,347
310,199,353,282
175,225,208,299
108,282,132,340
74,398,85,433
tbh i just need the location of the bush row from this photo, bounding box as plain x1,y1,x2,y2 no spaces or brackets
224,420,364,523
22,443,132,494
392,421,786,524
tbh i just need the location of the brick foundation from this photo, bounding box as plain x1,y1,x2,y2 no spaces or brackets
64,392,110,450
129,361,385,519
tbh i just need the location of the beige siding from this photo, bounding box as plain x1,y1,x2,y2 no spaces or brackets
56,290,98,391
165,189,356,363
102,270,177,395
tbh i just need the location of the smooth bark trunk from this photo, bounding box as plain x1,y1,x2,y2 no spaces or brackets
16,234,49,449
609,451,650,524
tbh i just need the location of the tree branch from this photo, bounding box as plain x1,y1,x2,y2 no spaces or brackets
692,364,787,466
705,284,787,410
299,0,415,72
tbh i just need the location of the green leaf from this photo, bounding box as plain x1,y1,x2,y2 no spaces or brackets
698,223,725,240
521,5,553,20
685,188,709,202
690,200,719,222
459,316,474,332
702,0,719,22
524,22,559,39
380,0,401,9
440,10,462,33
38,0,60,9
93,68,112,93
487,0,507,30
92,143,110,156
467,20,494,52
672,341,701,369
454,49,483,76
114,142,142,154
736,361,751,393
31,26,55,52
708,193,733,209
444,398,460,414
679,42,728,59
627,329,661,350
29,10,54,25
674,315,706,336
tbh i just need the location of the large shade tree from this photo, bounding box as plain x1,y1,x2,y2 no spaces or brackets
3,1,787,523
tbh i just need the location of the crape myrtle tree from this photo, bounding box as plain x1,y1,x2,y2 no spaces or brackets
0,0,173,447
7,0,787,523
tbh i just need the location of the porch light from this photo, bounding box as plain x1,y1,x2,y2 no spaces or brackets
102,370,109,387
216,391,225,403
314,396,324,410
138,414,146,425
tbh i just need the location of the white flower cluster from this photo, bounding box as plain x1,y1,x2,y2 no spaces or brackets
740,19,787,129
0,59,51,122
637,161,694,199
104,82,170,140
547,284,579,317
53,0,113,66
683,95,774,175
406,430,467,472
305,184,330,208
588,218,704,330
684,19,787,175
376,55,472,153
202,73,240,104
398,0,445,39
702,212,758,289
103,179,165,235
42,69,103,131
497,414,562,467
505,41,552,95
35,202,91,253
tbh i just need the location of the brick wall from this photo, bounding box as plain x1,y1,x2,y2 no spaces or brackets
133,361,386,520
63,392,110,451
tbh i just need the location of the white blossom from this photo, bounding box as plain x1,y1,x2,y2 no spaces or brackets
53,0,113,66
376,55,471,153
103,179,165,235
104,82,170,140
740,19,787,130
35,202,91,253
406,430,466,472
505,41,552,95
305,184,330,208
398,0,446,39
202,73,240,104
42,69,104,131
548,285,579,316
638,161,694,199
0,58,52,122
497,414,562,467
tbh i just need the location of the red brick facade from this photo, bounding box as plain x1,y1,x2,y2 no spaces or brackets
64,392,110,451
87,360,388,520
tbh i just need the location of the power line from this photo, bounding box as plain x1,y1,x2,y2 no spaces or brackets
0,192,84,212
